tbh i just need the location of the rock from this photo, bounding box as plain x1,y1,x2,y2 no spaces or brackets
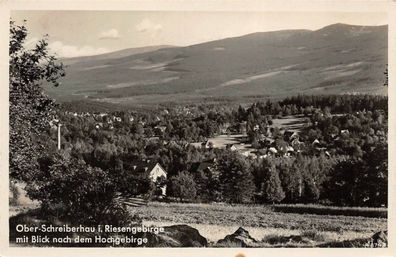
318,230,388,248
372,230,387,247
265,235,314,245
217,227,257,247
143,225,208,247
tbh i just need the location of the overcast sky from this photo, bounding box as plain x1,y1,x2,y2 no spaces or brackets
11,11,388,58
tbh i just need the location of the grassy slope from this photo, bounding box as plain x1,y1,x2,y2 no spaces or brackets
132,202,386,232
10,185,387,247
134,202,386,245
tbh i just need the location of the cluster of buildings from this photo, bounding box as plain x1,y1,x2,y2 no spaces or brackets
190,127,306,158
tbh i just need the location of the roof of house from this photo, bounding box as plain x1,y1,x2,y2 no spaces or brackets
154,125,167,131
312,139,320,145
189,142,204,148
226,144,238,149
190,159,215,173
129,159,166,175
286,146,295,152
291,138,301,144
284,130,298,136
283,130,299,140
262,137,275,143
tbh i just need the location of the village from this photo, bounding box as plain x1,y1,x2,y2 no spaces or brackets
48,105,365,201
56,109,317,161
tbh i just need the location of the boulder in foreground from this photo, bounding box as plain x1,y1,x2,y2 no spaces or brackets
144,224,208,247
372,230,387,247
217,227,258,247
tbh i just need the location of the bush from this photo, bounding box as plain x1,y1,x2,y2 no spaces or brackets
27,153,132,225
171,171,197,202
300,229,328,242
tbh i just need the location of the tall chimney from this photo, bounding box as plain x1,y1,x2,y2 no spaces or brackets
57,123,62,150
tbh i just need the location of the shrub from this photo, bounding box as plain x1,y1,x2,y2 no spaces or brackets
300,229,328,242
27,153,132,225
171,171,197,202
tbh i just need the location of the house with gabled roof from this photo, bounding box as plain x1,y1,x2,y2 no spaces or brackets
260,137,275,148
154,125,167,135
219,122,231,134
226,144,238,151
189,142,204,148
190,159,221,179
268,147,278,155
341,129,350,135
204,140,215,149
283,130,299,142
130,159,167,195
190,159,216,174
312,139,321,146
291,138,304,152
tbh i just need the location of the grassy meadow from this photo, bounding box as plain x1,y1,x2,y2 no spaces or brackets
9,186,387,247
133,202,387,246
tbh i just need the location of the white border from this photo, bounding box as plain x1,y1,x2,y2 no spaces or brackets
0,1,395,257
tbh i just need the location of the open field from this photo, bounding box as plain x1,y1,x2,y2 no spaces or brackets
9,187,387,247
132,202,387,246
270,115,308,132
206,134,253,153
191,134,254,156
206,134,248,148
197,115,308,156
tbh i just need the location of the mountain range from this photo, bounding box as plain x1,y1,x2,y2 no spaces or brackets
45,23,388,108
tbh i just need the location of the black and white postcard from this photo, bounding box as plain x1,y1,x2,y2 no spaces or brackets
0,0,395,256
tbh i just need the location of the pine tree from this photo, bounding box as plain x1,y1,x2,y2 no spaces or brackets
218,152,255,203
263,165,285,203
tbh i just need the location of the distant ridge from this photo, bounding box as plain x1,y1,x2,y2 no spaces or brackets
61,45,176,65
316,23,387,31
47,23,387,107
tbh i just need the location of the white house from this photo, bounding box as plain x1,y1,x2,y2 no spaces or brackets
148,163,167,183
131,160,167,195
269,147,278,154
